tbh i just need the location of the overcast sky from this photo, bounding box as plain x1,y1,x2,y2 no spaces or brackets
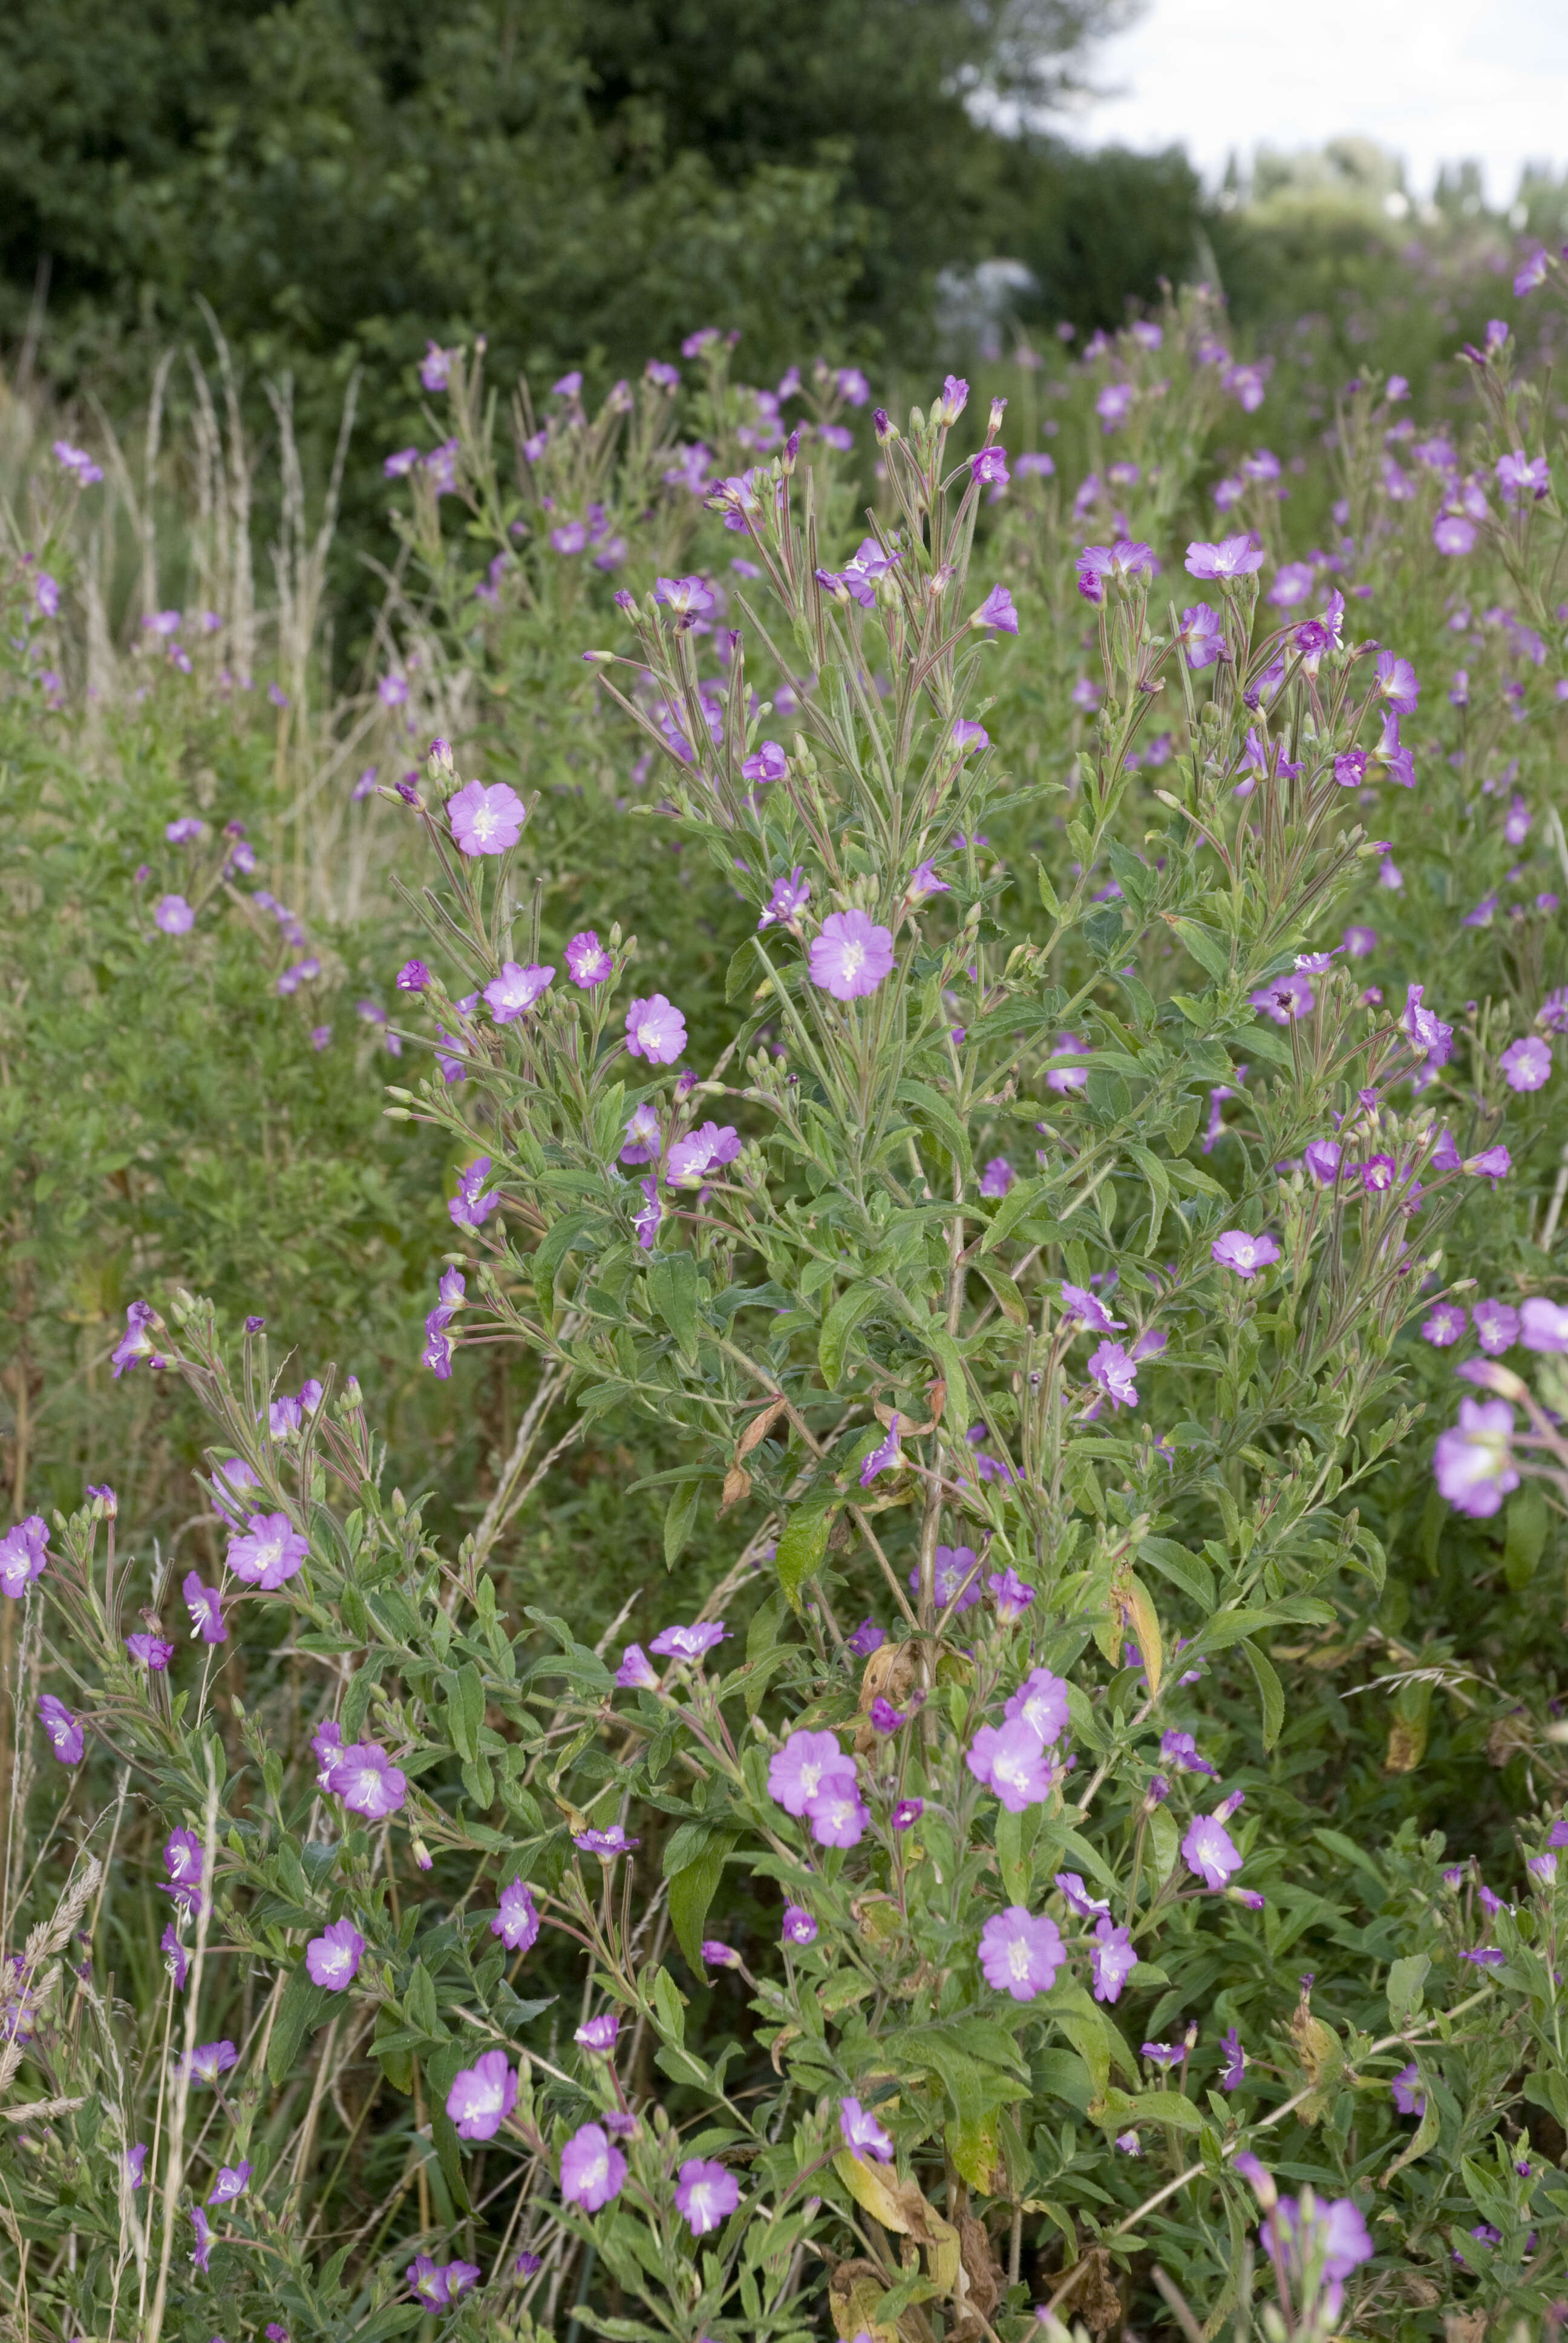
1066,0,1568,204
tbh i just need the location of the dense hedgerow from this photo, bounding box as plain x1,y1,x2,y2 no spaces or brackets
4,255,1568,2343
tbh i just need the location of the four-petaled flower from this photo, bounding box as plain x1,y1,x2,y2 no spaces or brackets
566,931,613,987
1210,1231,1281,1280
1182,1811,1243,1889
1087,1340,1138,1410
37,1693,83,1765
624,994,688,1064
1501,1035,1552,1092
448,781,526,856
446,2048,518,2141
978,1907,1064,2001
648,1620,727,1662
182,1571,226,1644
485,962,554,1021
973,583,1018,634
1434,1397,1518,1518
1091,1919,1137,2004
226,1512,309,1591
840,2096,894,2161
326,1740,407,1819
809,909,895,1001
492,1878,540,1951
675,2157,740,2235
667,1122,740,1188
305,1917,365,1990
1185,536,1264,580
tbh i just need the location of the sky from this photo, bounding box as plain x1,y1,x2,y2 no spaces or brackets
1066,0,1568,205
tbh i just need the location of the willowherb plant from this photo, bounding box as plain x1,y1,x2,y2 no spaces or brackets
12,321,1568,2343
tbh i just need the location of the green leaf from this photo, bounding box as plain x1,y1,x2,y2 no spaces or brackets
652,1965,686,2046
1505,1483,1549,1590
1243,1638,1284,1752
725,934,764,1004
268,1963,329,2086
442,1661,485,1763
979,1173,1049,1255
647,1250,701,1361
664,1476,701,1568
1137,1535,1214,1610
895,1078,972,1177
774,1501,834,1614
818,1281,881,1389
670,1830,737,1971
1164,915,1232,984
534,1208,599,1285
1386,1953,1429,2028
1051,1994,1109,2100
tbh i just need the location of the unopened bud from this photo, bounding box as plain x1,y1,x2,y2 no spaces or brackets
427,737,454,778
580,649,615,666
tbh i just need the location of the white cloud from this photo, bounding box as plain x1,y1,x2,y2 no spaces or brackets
1065,0,1568,205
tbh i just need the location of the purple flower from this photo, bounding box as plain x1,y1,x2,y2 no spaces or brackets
326,1741,407,1819
907,1543,982,1612
154,893,195,936
633,1177,662,1250
1270,2195,1373,2286
971,447,1010,487
986,1567,1035,1623
655,575,716,618
1473,1298,1520,1355
893,1798,923,1829
37,1693,83,1765
624,993,687,1064
190,2204,212,2273
1496,450,1552,504
869,1696,903,1734
805,1776,869,1847
576,2013,619,2052
1528,1850,1558,1887
0,1517,48,1598
978,1156,1015,1202
1045,1033,1089,1093
782,1904,817,1945
1115,2131,1141,2155
1303,1139,1343,1186
618,1104,661,1165
1251,972,1313,1024
1160,1730,1217,1777
667,1122,741,1188
1182,1812,1243,1890
1521,1297,1568,1352
53,439,103,487
565,931,613,988
978,1906,1064,2001
676,2157,739,2235
1090,1919,1137,2005
1462,1945,1506,1969
1087,1340,1138,1411
1374,650,1419,714
184,2039,238,2085
1219,2028,1247,2090
1060,1282,1123,1334
1142,2040,1181,2066
1177,602,1227,669
1402,984,1454,1069
160,1921,189,1988
1210,1230,1279,1279
1005,1668,1071,1743
447,2048,518,2141
226,1512,309,1591
164,1829,203,1907
574,1824,639,1858
305,1918,365,1989
615,1643,660,1691
396,959,431,994
860,1416,903,1487
1434,1397,1518,1518
741,741,788,784
488,1876,540,1954
648,1620,727,1662
408,2256,480,2310
1466,1144,1511,1185
1054,1870,1110,1920
847,1617,884,1657
967,1719,1056,1812
1185,536,1264,581
485,962,554,1021
840,2096,893,2161
180,1572,226,1645
759,867,810,929
809,909,895,1001
1501,1035,1552,1092
768,1730,849,1815
126,1634,174,1671
447,781,525,857
951,718,990,755
1391,2062,1425,2116
208,2159,252,2205
973,583,1018,634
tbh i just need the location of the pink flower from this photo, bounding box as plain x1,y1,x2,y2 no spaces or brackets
1422,1303,1467,1348
492,1878,540,1951
950,718,990,755
978,1907,1063,2001
446,2048,518,2140
1005,1668,1071,1743
1087,1340,1138,1410
741,741,787,783
1090,1919,1136,2004
840,2096,894,2160
325,1740,407,1819
226,1512,310,1591
560,2127,628,2212
305,1918,365,1989
1184,536,1264,580
805,1776,869,1847
1210,1231,1280,1279
648,1620,728,1662
154,893,195,936
37,1693,82,1765
566,931,613,987
1521,1297,1568,1352
448,780,526,856
1501,1036,1552,1092
768,1729,849,1815
1434,1397,1518,1518
809,909,895,1001
485,962,554,1021
181,1572,226,1643
675,2158,739,2235
986,1567,1034,1623
967,1719,1055,1811
624,994,687,1063
126,1634,174,1671
1182,1812,1243,1889
973,583,1018,634
667,1121,740,1187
